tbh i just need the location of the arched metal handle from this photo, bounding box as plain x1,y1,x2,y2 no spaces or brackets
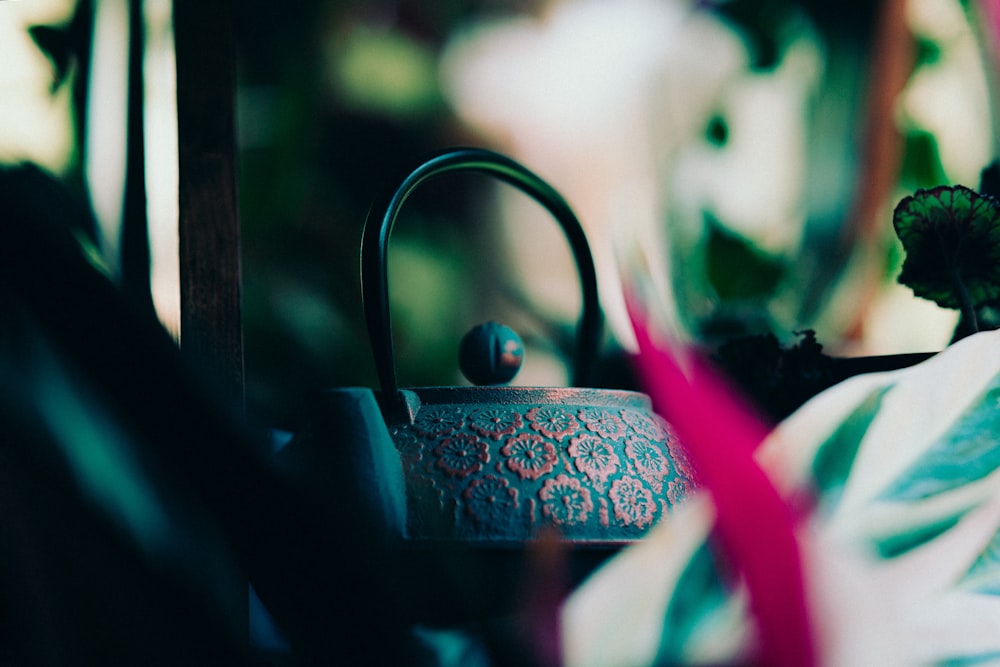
360,148,603,404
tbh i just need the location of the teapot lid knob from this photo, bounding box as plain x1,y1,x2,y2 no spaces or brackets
459,322,524,386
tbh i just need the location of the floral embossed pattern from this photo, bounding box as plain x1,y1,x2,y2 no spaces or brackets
501,433,557,480
526,406,579,441
539,474,593,526
434,433,488,479
625,437,671,493
413,407,464,438
609,476,656,529
568,434,620,486
393,397,698,541
667,476,694,505
579,408,628,440
392,427,424,472
621,409,667,441
464,475,518,527
469,408,523,440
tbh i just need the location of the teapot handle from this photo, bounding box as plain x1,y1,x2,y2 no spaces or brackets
361,148,602,408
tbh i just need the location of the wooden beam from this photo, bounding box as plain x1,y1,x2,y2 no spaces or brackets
173,0,244,409
122,0,153,318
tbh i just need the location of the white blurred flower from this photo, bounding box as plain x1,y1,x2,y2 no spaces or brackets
441,0,821,352
0,0,80,174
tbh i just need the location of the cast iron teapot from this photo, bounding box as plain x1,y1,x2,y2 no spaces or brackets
352,147,697,544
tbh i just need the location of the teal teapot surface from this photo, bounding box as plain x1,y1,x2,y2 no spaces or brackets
360,148,698,543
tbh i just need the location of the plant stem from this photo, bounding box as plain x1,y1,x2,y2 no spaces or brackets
954,271,980,333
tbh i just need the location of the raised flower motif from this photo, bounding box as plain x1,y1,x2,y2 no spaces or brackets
625,436,670,493
408,470,444,509
392,427,425,472
469,408,523,440
609,476,655,529
578,408,627,440
526,406,579,441
666,438,699,485
621,409,667,442
539,474,593,526
501,433,557,480
413,407,464,438
434,433,488,478
667,476,694,506
655,413,680,441
463,474,518,525
568,433,620,485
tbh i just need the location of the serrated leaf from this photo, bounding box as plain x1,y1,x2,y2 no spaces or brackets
894,185,1000,309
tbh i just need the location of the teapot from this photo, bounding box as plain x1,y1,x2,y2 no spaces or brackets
346,147,697,544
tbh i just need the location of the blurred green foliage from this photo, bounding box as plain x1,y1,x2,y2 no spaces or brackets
234,0,990,428
235,2,489,426
705,218,786,301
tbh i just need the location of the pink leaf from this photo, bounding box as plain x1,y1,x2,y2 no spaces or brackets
627,297,815,667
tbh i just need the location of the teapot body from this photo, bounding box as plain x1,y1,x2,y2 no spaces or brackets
387,386,697,542
358,149,699,546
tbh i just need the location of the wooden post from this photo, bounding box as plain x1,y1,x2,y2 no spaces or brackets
173,0,247,643
173,0,244,410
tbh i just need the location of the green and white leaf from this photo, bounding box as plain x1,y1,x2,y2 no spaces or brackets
563,329,1000,666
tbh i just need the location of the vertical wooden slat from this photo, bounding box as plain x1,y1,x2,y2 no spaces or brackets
172,0,247,644
173,0,244,410
121,0,154,317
